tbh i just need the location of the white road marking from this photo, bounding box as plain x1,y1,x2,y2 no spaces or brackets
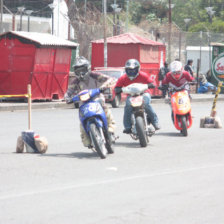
0,163,223,201
106,167,118,171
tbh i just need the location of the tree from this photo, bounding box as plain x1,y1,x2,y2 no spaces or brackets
123,0,224,33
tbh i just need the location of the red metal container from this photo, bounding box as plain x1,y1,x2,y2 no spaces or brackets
91,33,166,96
0,31,77,100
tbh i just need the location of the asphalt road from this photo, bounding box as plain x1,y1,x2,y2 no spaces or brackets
0,101,224,224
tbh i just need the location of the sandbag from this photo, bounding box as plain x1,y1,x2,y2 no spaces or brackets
22,130,39,153
16,136,24,153
34,136,48,154
16,131,48,153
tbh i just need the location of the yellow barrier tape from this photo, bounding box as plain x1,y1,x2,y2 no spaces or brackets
0,94,30,98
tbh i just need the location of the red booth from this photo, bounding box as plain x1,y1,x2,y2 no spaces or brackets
0,31,77,100
91,33,166,96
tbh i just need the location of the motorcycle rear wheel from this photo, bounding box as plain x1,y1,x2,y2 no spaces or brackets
180,116,188,136
136,116,148,147
89,123,107,159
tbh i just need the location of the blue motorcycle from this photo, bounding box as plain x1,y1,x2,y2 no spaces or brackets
72,88,114,159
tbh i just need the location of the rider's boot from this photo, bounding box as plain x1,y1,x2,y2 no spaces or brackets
80,123,91,148
104,107,116,133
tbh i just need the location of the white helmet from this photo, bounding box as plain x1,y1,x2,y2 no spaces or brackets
170,61,183,80
170,61,183,73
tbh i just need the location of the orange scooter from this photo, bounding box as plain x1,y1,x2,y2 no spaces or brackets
161,83,194,136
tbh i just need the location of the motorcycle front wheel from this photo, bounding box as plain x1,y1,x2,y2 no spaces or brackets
89,123,107,159
180,116,188,136
136,116,148,147
105,132,115,154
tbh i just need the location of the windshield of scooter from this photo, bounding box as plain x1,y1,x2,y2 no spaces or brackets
168,82,190,92
122,83,148,96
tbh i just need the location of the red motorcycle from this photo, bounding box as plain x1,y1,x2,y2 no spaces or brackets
161,83,194,136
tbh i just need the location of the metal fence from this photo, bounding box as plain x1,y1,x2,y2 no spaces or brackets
159,30,224,65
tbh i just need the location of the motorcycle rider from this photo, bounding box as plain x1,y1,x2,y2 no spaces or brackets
114,59,161,133
64,56,115,147
162,60,194,92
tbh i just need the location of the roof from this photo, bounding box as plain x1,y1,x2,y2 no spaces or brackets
91,32,164,46
0,31,78,48
210,42,224,47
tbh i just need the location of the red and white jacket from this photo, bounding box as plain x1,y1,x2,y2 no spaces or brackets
162,70,194,89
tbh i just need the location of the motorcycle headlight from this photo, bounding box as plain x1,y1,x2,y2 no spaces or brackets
80,92,90,102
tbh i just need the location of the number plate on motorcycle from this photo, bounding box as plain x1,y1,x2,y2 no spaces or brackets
130,96,143,107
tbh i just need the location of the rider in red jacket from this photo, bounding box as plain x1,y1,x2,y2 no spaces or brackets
115,70,154,93
115,59,160,133
162,61,194,90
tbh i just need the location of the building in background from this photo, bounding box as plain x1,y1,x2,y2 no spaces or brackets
186,46,212,74
1,0,74,40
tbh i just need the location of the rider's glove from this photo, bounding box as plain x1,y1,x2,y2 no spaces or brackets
66,98,73,104
158,84,168,90
99,86,109,93
147,83,155,89
190,81,197,85
115,87,122,94
64,93,73,104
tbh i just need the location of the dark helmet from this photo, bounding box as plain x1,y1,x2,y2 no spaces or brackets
125,59,140,80
73,56,90,79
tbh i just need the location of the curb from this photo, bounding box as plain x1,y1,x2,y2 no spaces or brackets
0,101,74,112
0,94,223,111
152,96,224,104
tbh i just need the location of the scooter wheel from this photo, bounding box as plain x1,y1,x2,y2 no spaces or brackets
180,116,188,136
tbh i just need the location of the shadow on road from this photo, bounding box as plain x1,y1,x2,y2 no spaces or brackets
39,152,101,160
155,132,182,137
114,141,146,148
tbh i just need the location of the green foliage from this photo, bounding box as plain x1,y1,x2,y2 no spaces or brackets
68,0,224,33
189,22,211,32
210,19,224,33
129,1,142,24
126,0,224,33
189,19,224,33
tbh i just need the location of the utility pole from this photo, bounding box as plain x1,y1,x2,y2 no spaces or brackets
25,10,33,32
111,0,118,36
168,0,172,64
57,0,60,37
103,0,107,67
125,0,129,32
18,6,25,31
3,5,15,31
0,0,3,33
167,1,175,63
48,3,55,35
84,0,87,16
